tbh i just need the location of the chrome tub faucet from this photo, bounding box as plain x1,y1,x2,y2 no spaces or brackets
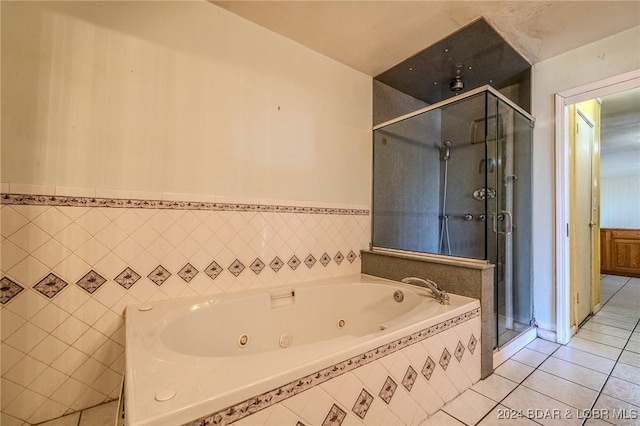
401,277,450,305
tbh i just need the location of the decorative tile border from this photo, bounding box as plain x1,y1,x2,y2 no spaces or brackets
1,194,369,216
0,249,362,304
180,307,480,426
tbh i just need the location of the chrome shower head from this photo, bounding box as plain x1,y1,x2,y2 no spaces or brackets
450,66,464,92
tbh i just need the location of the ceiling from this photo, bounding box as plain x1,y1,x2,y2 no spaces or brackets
210,1,640,76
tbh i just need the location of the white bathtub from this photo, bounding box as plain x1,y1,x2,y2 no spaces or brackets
125,274,481,426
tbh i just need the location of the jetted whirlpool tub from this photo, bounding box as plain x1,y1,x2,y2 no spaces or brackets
125,275,481,426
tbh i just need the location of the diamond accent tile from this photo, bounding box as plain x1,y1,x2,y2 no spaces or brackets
33,273,68,298
468,334,478,354
379,376,397,404
439,348,452,371
334,251,344,265
346,250,357,263
148,265,171,286
319,252,331,266
249,258,265,275
228,259,245,277
288,255,300,270
269,256,284,272
177,263,198,283
402,365,418,392
322,404,346,426
204,261,223,280
76,270,107,294
0,277,24,304
352,388,374,419
422,356,436,380
304,254,316,268
455,341,465,362
114,267,141,289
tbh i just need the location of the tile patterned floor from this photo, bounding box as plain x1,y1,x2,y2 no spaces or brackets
35,401,117,426
37,276,639,426
423,275,640,426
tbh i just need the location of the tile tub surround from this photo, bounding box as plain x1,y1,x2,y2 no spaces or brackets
0,193,370,425
203,307,482,426
361,249,495,378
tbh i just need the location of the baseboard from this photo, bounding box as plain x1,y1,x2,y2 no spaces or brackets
593,303,602,314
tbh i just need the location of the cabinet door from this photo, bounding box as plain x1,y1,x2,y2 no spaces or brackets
601,229,640,277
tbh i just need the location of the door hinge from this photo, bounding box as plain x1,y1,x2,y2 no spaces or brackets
577,293,580,304
566,223,569,237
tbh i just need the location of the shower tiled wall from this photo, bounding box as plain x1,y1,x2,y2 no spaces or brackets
0,188,370,425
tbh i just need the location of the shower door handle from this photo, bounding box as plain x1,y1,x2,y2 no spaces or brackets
491,211,514,235
502,211,514,236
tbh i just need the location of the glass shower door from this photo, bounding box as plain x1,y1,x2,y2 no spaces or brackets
489,94,534,349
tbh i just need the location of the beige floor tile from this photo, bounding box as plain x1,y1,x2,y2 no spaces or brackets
538,357,608,392
442,389,497,426
619,350,640,368
419,410,465,425
78,401,117,426
566,337,622,360
493,360,535,384
478,405,542,425
574,329,628,349
502,386,581,426
35,412,79,426
625,339,640,354
580,321,632,339
526,338,560,355
593,394,640,426
522,370,598,410
593,309,638,323
601,377,640,407
471,373,519,402
552,346,615,375
611,361,640,382
589,316,636,331
511,348,549,368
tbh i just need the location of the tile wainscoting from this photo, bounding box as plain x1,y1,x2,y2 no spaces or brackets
0,191,370,425
224,310,481,426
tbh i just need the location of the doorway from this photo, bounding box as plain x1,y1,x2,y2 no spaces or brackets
555,70,640,344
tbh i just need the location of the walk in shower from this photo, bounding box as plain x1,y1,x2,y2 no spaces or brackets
372,86,534,349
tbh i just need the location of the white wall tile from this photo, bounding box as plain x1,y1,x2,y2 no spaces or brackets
4,323,49,354
1,198,370,425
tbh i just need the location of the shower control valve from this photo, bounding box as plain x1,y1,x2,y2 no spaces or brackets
463,214,473,221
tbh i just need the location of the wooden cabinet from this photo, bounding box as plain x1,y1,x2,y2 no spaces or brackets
601,228,640,277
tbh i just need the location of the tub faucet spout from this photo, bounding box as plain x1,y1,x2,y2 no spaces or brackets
401,277,450,305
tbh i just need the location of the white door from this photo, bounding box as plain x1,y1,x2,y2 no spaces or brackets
574,108,595,325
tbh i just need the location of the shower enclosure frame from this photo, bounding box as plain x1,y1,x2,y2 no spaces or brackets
371,85,535,350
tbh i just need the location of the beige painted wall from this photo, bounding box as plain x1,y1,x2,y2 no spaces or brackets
531,26,640,334
1,1,372,205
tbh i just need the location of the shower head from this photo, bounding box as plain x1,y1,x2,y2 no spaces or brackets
450,66,464,92
442,140,452,161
